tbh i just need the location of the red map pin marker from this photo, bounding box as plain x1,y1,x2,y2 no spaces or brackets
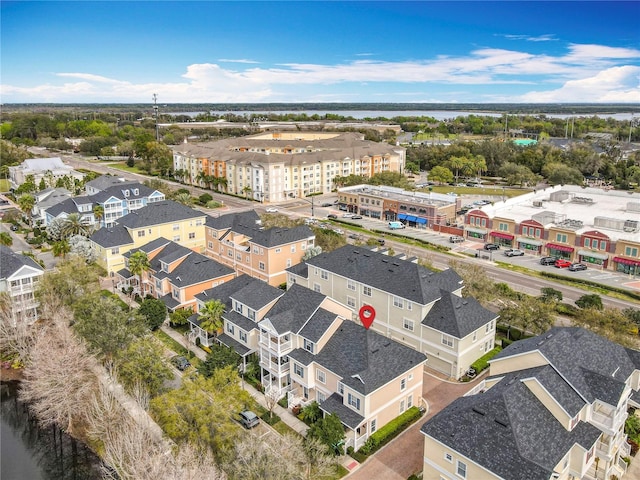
359,305,376,330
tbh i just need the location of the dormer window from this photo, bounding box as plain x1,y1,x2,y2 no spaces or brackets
133,188,139,195
160,261,169,272
123,190,130,197
303,338,314,354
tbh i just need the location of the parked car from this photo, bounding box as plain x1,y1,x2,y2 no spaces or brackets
321,202,333,207
239,410,260,429
350,215,363,220
376,238,385,246
10,224,19,231
540,256,557,265
504,249,524,257
568,263,587,271
265,208,278,213
170,355,191,371
327,214,338,219
449,235,465,244
554,259,572,268
388,221,405,230
342,213,355,218
484,243,500,251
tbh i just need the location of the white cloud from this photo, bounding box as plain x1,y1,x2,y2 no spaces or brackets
217,59,260,64
502,34,556,42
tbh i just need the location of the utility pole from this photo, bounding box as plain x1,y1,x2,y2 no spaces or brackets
629,114,635,143
152,93,159,141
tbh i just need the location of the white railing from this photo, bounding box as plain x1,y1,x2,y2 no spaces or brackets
591,410,614,430
259,332,293,355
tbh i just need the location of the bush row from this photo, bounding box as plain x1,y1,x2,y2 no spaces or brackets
540,271,640,302
357,406,423,456
470,346,503,374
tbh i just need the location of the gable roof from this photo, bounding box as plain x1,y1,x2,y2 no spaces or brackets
291,245,463,304
421,366,601,480
422,289,497,338
22,157,67,171
90,225,133,248
195,274,283,312
261,283,326,335
205,210,261,230
116,200,204,229
0,246,44,279
89,183,159,203
493,327,639,405
249,225,314,248
84,174,135,191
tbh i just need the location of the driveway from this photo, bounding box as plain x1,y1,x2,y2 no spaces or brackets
347,369,475,480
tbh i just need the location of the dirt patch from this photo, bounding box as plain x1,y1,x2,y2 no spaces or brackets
0,367,24,382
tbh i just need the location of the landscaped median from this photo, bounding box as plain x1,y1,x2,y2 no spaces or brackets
347,406,425,463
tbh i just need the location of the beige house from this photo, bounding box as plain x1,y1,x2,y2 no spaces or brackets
287,245,498,379
204,210,315,286
421,327,640,480
0,246,45,326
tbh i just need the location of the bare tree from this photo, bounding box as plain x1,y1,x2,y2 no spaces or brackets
0,292,38,364
19,315,98,435
264,388,280,422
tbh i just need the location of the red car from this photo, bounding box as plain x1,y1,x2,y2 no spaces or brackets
554,259,572,268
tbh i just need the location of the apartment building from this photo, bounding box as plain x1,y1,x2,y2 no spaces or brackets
90,200,207,273
205,210,315,286
172,132,406,203
116,238,235,311
421,327,640,480
286,245,498,379
465,185,640,273
0,246,45,325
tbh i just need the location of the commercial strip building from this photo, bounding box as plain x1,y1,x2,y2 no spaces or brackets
8,157,85,191
337,184,457,226
463,185,640,274
421,327,640,480
172,132,406,203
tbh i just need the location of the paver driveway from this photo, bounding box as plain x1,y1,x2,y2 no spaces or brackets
347,369,476,480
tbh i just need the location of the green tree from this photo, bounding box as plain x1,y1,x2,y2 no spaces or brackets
571,307,638,348
73,293,146,361
128,250,151,297
313,228,346,253
575,294,603,310
446,156,466,184
539,287,563,303
197,344,241,377
174,192,194,206
300,401,322,424
242,185,252,199
137,297,167,330
150,367,250,459
116,337,173,397
198,299,225,337
169,307,193,326
35,257,101,314
428,166,454,185
498,296,555,335
0,232,12,246
52,239,71,258
15,174,37,194
61,212,91,238
92,204,104,225
541,162,584,186
16,193,35,224
307,413,345,455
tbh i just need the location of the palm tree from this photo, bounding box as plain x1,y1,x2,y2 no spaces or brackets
52,239,70,258
0,232,13,247
216,176,228,192
128,250,151,297
61,212,91,238
16,193,35,226
93,204,104,227
242,185,252,200
198,299,225,337
174,192,193,206
447,157,465,185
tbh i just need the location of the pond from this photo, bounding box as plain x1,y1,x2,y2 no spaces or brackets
1,381,104,480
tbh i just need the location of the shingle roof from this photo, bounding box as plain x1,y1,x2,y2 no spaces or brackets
250,225,314,248
217,333,252,356
0,246,44,279
195,274,283,312
116,200,204,229
299,308,340,343
293,245,462,304
205,210,261,230
84,174,135,191
493,327,639,405
422,289,497,338
320,393,365,430
262,283,326,334
90,225,133,247
421,367,601,480
89,183,157,203
290,320,426,396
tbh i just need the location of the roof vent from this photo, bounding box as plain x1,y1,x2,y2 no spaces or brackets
495,419,509,428
472,407,486,416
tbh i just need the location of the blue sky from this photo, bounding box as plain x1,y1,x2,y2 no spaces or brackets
1,1,639,104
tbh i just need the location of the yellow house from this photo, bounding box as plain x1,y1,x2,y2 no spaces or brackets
90,200,207,274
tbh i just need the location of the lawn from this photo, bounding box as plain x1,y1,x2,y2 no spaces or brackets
0,179,11,193
419,184,530,198
105,162,148,175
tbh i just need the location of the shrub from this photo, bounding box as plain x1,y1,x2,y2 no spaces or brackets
278,396,288,409
627,438,639,456
501,338,514,348
260,411,280,426
470,346,503,374
358,406,423,456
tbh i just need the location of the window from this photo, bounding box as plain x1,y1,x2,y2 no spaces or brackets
207,241,213,249
321,270,328,280
313,283,321,292
407,394,413,408
370,418,377,433
486,320,493,333
137,230,145,238
556,233,568,243
239,331,247,342
337,382,344,395
304,339,314,354
347,393,360,410
408,373,413,381
173,235,180,242
189,232,195,239
363,286,371,296
400,378,406,391
600,240,607,250
472,331,477,342
259,262,265,271
444,453,453,463
399,399,405,413
499,222,508,232
111,247,119,255
291,245,296,253
347,296,356,308
584,238,591,248
293,363,304,378
317,391,326,403
275,248,281,253
347,279,356,290
442,334,454,348
173,224,180,231
226,323,234,334
393,296,403,308
403,318,414,332
625,246,639,257
406,301,412,311
316,370,326,384
456,460,467,478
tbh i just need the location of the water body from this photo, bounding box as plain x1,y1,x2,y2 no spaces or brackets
1,381,103,480
173,110,636,121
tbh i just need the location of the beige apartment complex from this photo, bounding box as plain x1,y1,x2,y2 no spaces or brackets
172,132,406,203
287,245,498,380
421,327,640,480
465,185,640,274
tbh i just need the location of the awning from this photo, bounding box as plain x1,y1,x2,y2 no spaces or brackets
397,213,408,220
578,250,609,261
491,231,514,240
613,256,640,267
546,243,574,253
416,217,427,224
466,227,488,235
516,237,542,247
405,215,417,222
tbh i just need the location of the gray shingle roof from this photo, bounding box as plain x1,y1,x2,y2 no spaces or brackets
116,200,204,229
294,245,462,304
216,333,252,356
320,393,365,430
205,210,261,230
89,183,157,203
421,367,601,480
299,308,340,343
262,283,326,334
291,320,426,396
195,274,283,312
250,225,314,248
151,243,234,288
90,225,133,247
493,327,639,405
422,289,497,338
0,246,44,279
84,174,135,191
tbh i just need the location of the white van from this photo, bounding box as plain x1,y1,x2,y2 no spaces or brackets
388,221,405,230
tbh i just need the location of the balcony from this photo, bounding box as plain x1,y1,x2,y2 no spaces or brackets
259,331,292,355
260,351,290,377
591,408,626,432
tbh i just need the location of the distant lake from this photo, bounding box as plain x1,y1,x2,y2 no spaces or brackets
172,110,636,121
